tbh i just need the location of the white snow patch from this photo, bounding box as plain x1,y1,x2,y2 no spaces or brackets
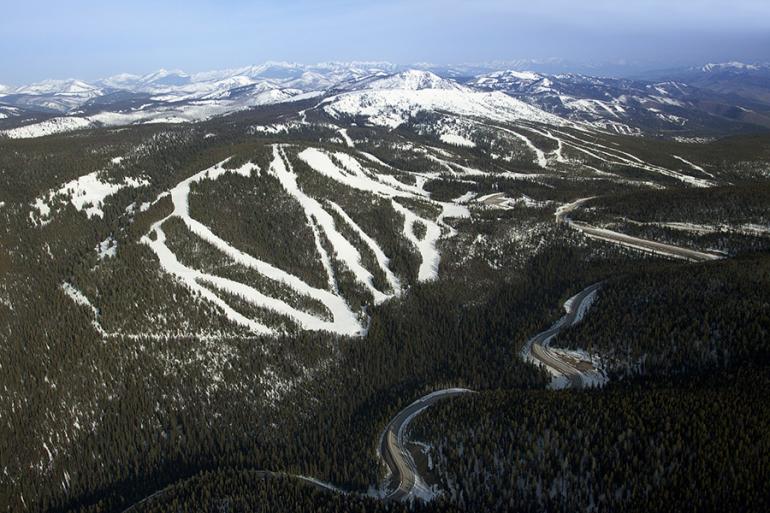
672,155,714,177
96,236,117,260
2,117,93,139
338,128,355,147
323,87,566,130
35,172,149,219
439,133,475,147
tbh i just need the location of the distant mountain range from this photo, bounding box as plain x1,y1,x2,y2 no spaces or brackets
1,61,769,139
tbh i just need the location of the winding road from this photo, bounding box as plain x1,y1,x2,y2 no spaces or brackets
556,198,721,263
378,388,473,501
521,283,603,389
116,388,471,512
119,471,341,513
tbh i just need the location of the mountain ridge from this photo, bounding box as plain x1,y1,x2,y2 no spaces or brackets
2,61,770,138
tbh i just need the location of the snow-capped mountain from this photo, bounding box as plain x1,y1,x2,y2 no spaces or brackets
338,69,465,92
0,104,22,119
5,79,104,113
640,62,770,106
2,61,770,139
321,69,563,129
700,62,767,73
469,69,770,134
14,78,101,97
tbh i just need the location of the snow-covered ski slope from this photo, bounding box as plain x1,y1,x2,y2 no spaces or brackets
141,143,470,336
20,69,722,339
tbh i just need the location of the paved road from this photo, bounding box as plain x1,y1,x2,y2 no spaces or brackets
556,198,721,263
570,221,721,262
522,283,602,389
119,470,342,513
379,388,472,501
117,388,471,511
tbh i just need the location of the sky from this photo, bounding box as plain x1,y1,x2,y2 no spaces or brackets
1,0,769,84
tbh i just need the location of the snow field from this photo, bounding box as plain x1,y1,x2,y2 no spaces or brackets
439,133,475,148
33,171,149,220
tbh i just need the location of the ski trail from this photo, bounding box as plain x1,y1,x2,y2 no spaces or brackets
426,153,459,175
426,151,540,181
143,158,364,335
196,270,350,333
551,130,645,165
560,139,615,164
391,200,443,282
60,282,106,336
338,128,355,148
308,215,339,293
328,201,401,294
554,130,714,187
525,127,568,163
493,126,548,168
182,216,362,332
299,146,473,282
553,130,640,163
335,151,427,197
271,146,391,303
299,148,415,198
143,224,274,335
673,155,715,178
358,151,395,170
168,160,361,330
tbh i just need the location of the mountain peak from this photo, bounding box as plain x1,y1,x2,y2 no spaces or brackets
350,69,464,92
15,78,101,96
140,69,191,87
700,61,762,73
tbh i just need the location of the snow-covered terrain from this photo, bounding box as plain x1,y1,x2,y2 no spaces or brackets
33,171,149,221
3,61,766,139
439,133,475,147
134,140,474,335
322,71,565,129
4,117,94,138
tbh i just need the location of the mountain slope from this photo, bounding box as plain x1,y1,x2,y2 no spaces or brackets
322,70,565,129
3,61,770,139
470,69,770,134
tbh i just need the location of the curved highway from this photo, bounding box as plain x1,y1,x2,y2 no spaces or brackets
556,198,721,263
379,388,473,501
521,283,603,389
119,470,342,513
117,388,471,511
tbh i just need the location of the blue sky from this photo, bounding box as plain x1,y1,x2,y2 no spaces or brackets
1,0,769,83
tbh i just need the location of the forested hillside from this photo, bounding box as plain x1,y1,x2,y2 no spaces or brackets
410,366,770,513
1,89,769,513
555,254,770,377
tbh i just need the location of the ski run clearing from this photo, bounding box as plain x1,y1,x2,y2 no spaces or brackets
439,133,476,147
32,171,149,221
141,144,469,336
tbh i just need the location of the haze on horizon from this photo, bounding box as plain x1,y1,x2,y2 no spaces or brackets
1,0,770,84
